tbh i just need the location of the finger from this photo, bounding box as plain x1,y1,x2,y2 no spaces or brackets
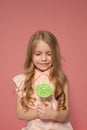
38,112,45,119
39,102,46,106
44,101,50,106
38,104,45,109
37,110,44,118
37,105,44,111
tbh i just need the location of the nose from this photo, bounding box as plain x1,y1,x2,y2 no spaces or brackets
41,54,47,61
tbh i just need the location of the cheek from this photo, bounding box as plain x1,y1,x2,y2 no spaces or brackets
32,56,39,63
51,57,54,64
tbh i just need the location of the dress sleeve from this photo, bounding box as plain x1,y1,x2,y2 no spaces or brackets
13,74,25,97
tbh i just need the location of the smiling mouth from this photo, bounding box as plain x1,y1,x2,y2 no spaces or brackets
39,63,50,66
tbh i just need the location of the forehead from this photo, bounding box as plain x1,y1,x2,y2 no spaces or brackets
34,40,51,51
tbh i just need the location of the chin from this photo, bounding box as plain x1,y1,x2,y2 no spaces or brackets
37,66,51,72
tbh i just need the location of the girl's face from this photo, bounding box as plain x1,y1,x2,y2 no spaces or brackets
32,40,53,71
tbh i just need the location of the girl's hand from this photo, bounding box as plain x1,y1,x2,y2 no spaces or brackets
37,101,54,120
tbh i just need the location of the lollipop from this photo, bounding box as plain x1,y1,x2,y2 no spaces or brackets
36,83,52,98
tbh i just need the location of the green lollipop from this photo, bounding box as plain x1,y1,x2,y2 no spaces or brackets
36,83,52,98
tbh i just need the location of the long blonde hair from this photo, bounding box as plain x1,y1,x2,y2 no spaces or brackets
21,30,68,111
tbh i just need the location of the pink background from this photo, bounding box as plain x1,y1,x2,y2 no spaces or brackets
0,0,87,130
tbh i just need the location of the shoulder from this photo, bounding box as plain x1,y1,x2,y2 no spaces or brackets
13,73,26,97
13,73,25,80
13,73,26,88
63,81,70,94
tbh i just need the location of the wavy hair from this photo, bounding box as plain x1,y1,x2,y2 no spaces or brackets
21,30,68,111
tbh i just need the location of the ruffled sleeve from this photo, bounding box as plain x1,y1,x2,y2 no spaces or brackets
13,74,25,97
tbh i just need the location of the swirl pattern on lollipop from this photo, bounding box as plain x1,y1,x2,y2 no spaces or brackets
36,83,52,98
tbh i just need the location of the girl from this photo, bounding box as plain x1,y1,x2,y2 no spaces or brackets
13,30,73,130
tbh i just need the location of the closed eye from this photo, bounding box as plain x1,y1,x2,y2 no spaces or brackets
47,52,52,56
34,51,52,56
34,51,41,56
35,53,41,56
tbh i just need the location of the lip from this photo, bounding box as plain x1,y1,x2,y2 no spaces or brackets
38,63,50,66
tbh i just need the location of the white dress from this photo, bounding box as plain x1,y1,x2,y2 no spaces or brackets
13,69,73,130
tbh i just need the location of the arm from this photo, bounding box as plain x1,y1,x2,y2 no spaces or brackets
37,82,70,122
16,95,38,121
